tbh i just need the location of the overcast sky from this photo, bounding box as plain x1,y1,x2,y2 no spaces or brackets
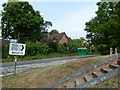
0,0,100,39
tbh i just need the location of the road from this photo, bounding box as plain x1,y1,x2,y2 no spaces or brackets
1,55,100,77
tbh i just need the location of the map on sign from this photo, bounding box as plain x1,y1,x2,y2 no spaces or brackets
9,43,26,55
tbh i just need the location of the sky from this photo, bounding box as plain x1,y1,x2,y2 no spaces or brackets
0,0,100,39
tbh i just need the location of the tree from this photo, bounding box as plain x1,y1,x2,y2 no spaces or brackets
113,1,120,48
71,37,86,48
42,21,52,33
0,15,1,39
84,1,119,53
1,1,45,42
50,29,59,35
41,21,52,38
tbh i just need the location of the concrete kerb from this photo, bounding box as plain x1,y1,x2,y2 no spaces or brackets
44,55,119,88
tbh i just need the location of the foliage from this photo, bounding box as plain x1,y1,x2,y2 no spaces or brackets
25,42,50,56
85,2,120,54
57,44,66,53
72,37,86,48
41,21,52,38
2,41,79,59
50,29,59,35
97,44,109,55
2,40,99,62
66,42,78,53
2,44,9,59
47,42,58,52
66,37,88,53
2,36,93,60
2,42,51,59
1,2,52,42
42,21,52,32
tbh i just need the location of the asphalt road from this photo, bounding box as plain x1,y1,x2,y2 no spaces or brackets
1,55,100,77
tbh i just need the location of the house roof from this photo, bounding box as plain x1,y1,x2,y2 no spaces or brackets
68,37,72,42
41,32,72,43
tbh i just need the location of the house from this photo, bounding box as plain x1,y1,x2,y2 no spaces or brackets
40,32,72,44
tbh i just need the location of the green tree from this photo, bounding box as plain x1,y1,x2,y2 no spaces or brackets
42,21,52,33
72,37,86,48
112,1,120,48
50,29,59,35
84,1,119,52
1,1,45,42
41,21,52,38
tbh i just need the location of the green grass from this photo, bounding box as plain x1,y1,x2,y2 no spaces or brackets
2,55,109,88
1,53,77,63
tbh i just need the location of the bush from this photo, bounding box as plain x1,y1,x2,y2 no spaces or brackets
25,42,51,56
67,42,78,53
2,44,9,59
2,41,79,59
97,44,109,55
57,44,66,53
2,42,52,59
47,42,58,53
57,42,78,54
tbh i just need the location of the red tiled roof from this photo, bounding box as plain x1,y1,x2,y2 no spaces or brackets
41,32,72,43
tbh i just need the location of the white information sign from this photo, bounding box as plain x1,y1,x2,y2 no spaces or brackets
9,43,26,55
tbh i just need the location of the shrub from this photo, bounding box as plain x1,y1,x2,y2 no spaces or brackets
2,44,9,59
25,42,51,56
97,44,109,55
47,42,58,53
2,41,78,59
67,43,78,53
57,44,66,53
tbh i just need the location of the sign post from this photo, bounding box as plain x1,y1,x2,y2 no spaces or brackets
9,43,26,75
14,56,17,75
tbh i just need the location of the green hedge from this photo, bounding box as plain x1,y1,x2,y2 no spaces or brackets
26,42,51,56
2,44,9,59
2,42,79,59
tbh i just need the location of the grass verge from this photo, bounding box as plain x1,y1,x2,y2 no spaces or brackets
2,55,110,88
1,53,77,63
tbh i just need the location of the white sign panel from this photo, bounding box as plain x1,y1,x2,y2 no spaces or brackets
9,43,26,55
